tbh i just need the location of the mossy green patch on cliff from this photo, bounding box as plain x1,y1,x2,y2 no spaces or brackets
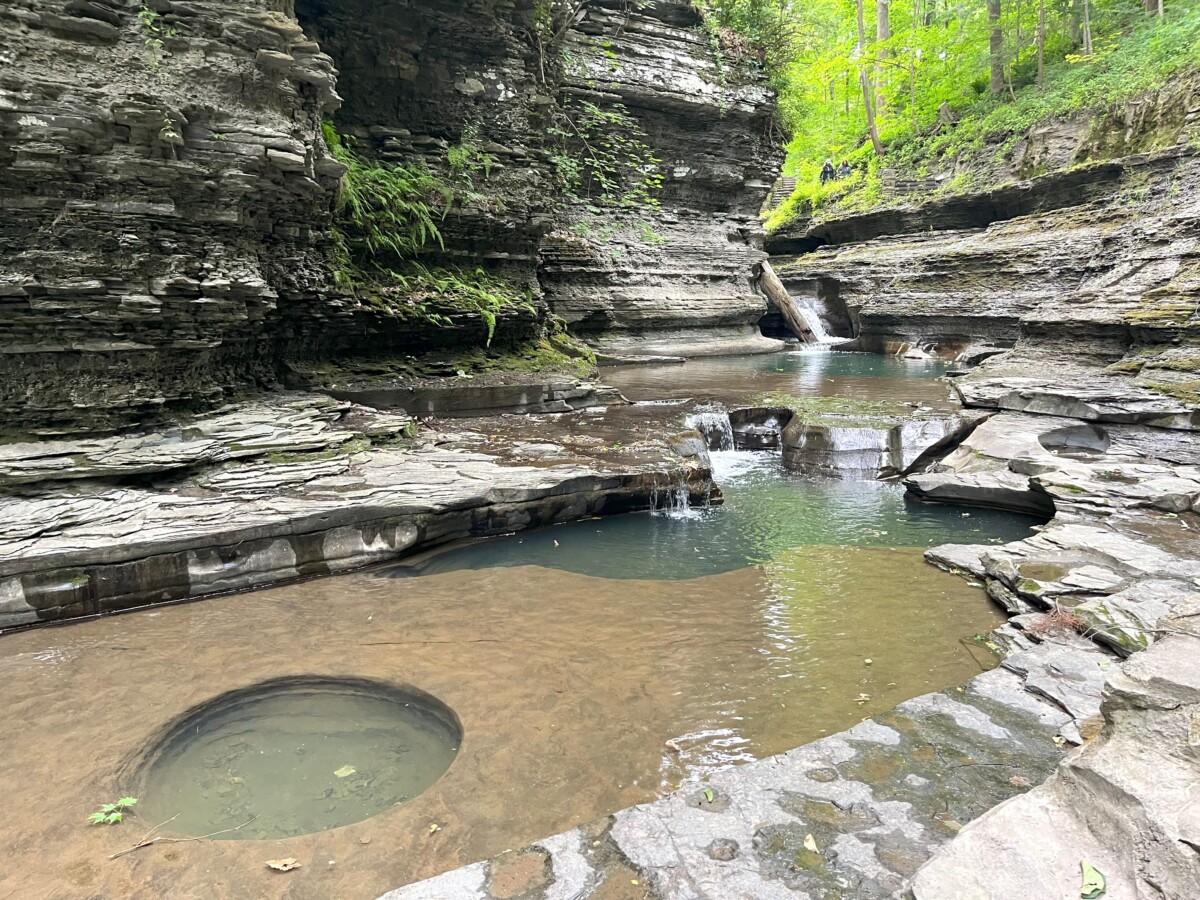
1143,380,1200,405
350,264,536,346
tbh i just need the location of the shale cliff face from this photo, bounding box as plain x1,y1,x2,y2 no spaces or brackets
0,0,779,436
539,1,781,357
1,0,344,434
767,76,1200,372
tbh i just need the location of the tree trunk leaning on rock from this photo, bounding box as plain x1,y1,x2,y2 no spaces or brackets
759,262,817,344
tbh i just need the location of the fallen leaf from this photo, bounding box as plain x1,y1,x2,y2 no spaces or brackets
359,837,372,845
863,658,873,665
702,788,714,803
631,879,639,886
334,765,356,778
803,834,818,853
1054,735,1067,749
266,858,301,873
1080,860,1106,898
429,823,441,834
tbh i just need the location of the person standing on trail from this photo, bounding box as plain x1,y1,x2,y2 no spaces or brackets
819,158,835,184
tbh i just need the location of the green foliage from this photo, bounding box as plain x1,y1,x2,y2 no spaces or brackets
692,0,803,90
446,122,495,186
323,121,449,266
356,263,535,346
548,97,665,207
321,122,533,343
138,5,177,70
88,796,137,826
764,0,1200,229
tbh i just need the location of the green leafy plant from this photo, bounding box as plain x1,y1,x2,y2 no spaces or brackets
321,122,537,343
88,796,137,826
323,121,449,267
447,122,495,187
547,97,664,207
138,5,177,71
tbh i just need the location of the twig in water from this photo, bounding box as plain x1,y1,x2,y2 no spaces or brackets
109,815,258,860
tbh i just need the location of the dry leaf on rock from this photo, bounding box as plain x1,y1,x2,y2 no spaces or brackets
266,858,302,872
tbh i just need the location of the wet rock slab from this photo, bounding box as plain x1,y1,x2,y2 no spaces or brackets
382,646,1083,899
0,393,712,628
912,611,1200,900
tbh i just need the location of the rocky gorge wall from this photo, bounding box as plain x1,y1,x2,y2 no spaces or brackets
0,0,780,437
767,74,1200,366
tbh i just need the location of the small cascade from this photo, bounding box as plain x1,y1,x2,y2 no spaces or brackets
760,261,839,346
686,408,735,451
793,297,840,345
650,473,701,519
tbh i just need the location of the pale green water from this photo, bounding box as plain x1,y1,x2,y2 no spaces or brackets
387,451,1041,581
137,680,460,840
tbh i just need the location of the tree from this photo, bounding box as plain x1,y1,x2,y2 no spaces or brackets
988,0,1004,95
857,0,884,153
875,0,891,126
1035,0,1045,87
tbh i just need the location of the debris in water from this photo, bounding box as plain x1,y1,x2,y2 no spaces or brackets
803,834,819,853
266,858,301,873
665,739,681,753
334,765,356,778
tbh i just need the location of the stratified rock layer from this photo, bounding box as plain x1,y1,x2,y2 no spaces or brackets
1,0,780,435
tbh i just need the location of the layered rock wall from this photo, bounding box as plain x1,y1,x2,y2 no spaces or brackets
540,1,782,356
1,0,780,436
0,0,344,434
767,75,1200,362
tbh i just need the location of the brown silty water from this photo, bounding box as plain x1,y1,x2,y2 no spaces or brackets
0,552,1002,899
602,350,957,408
0,352,1028,899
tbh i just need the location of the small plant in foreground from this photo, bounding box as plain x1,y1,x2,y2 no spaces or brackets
88,796,137,825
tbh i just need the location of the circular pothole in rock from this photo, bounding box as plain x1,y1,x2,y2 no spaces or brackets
134,677,461,840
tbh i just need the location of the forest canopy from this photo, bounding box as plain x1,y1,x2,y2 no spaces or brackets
692,0,1200,226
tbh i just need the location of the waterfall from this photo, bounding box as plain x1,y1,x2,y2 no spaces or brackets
793,298,839,344
686,409,735,451
651,473,700,519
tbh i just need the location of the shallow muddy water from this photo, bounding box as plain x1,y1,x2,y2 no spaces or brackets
0,548,1007,898
604,350,954,408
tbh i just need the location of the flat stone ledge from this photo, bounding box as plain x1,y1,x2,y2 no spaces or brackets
381,647,1081,899
0,395,714,628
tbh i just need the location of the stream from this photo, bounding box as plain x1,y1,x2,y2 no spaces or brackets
0,350,1044,890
